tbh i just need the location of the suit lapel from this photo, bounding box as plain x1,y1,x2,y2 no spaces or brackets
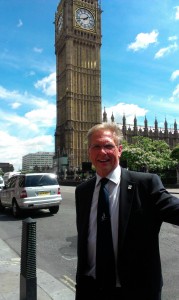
80,177,96,236
118,168,136,251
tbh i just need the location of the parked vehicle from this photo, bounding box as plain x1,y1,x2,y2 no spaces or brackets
3,171,21,184
0,173,62,217
0,176,4,190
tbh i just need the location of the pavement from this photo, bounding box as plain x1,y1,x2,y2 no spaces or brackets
0,187,178,300
0,238,75,300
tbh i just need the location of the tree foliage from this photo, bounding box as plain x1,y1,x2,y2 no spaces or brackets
121,136,178,172
170,144,179,161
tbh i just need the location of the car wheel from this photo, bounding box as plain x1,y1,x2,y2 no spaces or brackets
12,200,20,218
0,199,5,211
49,206,59,214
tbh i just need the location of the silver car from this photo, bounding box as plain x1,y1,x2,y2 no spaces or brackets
0,173,62,217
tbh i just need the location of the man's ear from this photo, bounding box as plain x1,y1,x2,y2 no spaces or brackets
118,145,123,158
88,147,91,159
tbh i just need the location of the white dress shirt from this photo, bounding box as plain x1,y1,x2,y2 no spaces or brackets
86,165,121,286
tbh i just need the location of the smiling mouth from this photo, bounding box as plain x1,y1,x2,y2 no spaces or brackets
98,159,110,163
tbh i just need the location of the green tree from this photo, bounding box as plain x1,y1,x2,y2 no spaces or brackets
121,136,178,172
170,144,179,161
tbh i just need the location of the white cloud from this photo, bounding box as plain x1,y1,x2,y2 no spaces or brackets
0,83,57,167
33,47,43,53
0,112,38,132
104,103,148,124
168,36,178,41
28,71,36,76
154,47,168,59
34,72,56,96
172,84,179,97
17,19,23,28
25,104,56,127
0,131,54,171
0,85,54,109
24,71,36,77
174,6,179,20
170,70,179,81
11,102,21,109
0,100,56,136
0,84,56,171
169,84,179,102
0,86,20,100
128,30,158,52
154,42,178,59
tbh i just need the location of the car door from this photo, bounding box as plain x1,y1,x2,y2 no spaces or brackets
1,176,17,207
1,178,11,205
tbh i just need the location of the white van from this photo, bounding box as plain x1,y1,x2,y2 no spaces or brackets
3,172,21,184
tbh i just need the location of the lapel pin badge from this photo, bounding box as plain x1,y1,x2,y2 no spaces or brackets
128,185,132,190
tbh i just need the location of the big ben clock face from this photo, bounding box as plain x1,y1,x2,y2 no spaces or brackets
75,8,95,30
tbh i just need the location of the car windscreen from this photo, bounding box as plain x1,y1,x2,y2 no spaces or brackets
25,175,58,187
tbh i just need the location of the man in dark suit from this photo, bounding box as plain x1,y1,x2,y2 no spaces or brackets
75,123,179,300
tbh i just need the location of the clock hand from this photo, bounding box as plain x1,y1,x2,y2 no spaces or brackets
80,16,88,20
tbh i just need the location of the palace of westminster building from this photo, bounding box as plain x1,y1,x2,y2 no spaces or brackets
103,108,179,149
54,0,179,171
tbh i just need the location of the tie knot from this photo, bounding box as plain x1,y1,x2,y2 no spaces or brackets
100,178,109,186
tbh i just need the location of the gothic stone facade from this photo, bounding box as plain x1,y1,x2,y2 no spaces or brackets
55,0,102,169
103,108,179,149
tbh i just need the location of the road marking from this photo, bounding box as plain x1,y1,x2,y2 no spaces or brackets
61,275,76,292
11,257,20,262
62,255,77,261
0,257,20,265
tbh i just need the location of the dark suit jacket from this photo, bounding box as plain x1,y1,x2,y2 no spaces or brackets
75,168,179,297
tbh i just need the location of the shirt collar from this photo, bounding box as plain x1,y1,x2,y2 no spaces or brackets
96,165,121,186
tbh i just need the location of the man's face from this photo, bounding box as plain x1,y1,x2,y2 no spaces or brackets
88,129,122,177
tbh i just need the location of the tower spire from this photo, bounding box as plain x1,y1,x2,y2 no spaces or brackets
103,107,107,122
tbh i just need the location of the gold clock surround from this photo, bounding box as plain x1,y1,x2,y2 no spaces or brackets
75,7,95,30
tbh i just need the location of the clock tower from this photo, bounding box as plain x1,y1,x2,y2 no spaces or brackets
54,0,102,171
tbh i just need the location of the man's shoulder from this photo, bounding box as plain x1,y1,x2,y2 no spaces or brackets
121,168,158,182
76,176,96,191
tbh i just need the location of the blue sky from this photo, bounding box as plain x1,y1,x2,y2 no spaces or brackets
0,0,179,170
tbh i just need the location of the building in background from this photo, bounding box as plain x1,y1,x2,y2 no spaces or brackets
22,152,54,172
103,108,179,148
54,0,102,171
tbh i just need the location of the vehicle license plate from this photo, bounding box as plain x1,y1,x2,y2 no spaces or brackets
38,191,50,196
